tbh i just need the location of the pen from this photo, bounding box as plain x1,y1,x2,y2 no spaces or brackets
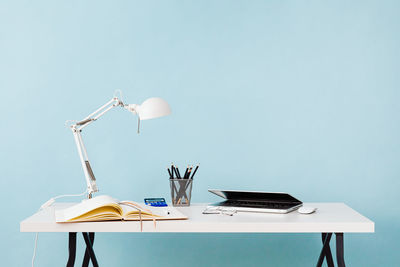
167,168,172,179
191,164,199,179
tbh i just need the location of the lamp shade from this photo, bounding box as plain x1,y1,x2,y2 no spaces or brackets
136,97,171,120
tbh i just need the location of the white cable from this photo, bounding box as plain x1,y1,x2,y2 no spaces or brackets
32,189,87,267
32,233,38,267
53,190,87,200
40,190,87,210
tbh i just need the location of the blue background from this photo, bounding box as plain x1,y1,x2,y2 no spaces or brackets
1,0,399,266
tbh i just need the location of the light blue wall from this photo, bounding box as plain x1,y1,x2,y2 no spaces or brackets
1,0,399,266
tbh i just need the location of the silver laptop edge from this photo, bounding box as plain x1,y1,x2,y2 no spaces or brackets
208,189,303,214
210,204,303,214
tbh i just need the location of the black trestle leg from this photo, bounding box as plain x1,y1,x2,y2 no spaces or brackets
316,233,332,267
82,232,95,267
67,232,77,267
82,232,99,267
336,233,345,267
322,233,334,267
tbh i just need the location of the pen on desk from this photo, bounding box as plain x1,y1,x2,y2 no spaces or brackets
191,164,199,179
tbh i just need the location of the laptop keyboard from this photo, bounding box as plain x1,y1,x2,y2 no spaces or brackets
221,200,297,209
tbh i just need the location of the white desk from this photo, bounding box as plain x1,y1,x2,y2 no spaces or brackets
21,203,374,267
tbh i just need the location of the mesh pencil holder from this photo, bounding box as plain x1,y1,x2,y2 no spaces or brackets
169,179,193,206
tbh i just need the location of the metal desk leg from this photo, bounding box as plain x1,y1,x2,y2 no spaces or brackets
316,233,333,267
82,232,99,267
322,233,334,267
66,232,77,267
336,233,346,267
82,232,95,267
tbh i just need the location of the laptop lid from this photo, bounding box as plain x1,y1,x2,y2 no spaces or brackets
208,189,302,205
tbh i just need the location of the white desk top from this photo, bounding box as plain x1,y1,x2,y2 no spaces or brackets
20,203,374,233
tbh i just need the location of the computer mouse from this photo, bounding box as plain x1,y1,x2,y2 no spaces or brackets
298,206,317,214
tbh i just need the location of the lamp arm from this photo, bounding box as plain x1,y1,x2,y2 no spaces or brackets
72,130,98,197
70,96,128,197
75,97,126,131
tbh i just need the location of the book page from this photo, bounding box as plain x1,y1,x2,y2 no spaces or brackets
120,203,188,221
55,195,122,222
119,201,160,218
142,206,188,220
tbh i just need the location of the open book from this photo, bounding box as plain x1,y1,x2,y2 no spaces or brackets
55,195,188,223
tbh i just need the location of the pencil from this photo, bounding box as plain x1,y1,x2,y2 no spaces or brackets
187,165,193,179
171,164,175,179
191,164,199,179
173,165,180,179
176,167,182,179
183,165,189,179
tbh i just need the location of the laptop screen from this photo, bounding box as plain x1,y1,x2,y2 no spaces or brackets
209,189,302,204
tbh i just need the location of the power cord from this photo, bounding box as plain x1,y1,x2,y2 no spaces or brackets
31,232,38,267
32,190,87,267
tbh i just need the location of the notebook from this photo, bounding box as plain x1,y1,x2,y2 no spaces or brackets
55,195,188,222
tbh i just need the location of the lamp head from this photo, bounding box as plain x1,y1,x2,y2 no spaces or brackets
126,97,171,119
136,97,171,120
125,97,171,132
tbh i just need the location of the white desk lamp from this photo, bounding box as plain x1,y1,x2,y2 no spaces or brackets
69,92,171,198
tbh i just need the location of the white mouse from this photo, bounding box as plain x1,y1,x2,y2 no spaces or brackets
298,206,317,214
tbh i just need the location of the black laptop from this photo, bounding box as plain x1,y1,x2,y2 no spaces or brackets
208,189,303,214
